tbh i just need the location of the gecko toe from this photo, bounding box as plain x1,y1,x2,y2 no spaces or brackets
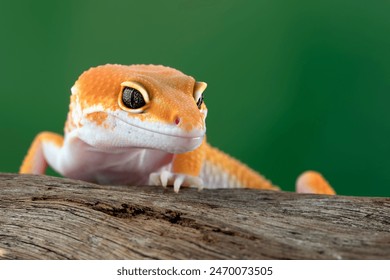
160,170,170,187
173,175,185,193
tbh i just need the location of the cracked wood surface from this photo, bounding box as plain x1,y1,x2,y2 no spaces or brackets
0,173,389,259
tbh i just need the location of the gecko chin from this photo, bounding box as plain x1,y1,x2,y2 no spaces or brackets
121,129,204,154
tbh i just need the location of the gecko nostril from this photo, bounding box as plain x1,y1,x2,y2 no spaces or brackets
174,116,181,126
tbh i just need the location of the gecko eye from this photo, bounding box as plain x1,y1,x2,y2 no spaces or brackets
196,94,204,109
193,81,207,110
122,87,146,109
118,81,150,113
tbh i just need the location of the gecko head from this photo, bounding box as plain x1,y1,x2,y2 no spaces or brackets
69,64,208,154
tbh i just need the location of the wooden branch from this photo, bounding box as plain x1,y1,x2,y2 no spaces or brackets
0,173,389,259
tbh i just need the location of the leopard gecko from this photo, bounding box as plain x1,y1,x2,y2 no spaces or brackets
20,64,335,194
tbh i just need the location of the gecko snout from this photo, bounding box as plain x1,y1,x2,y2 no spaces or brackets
172,113,204,133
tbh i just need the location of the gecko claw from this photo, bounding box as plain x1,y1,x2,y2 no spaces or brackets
160,170,170,187
173,175,185,193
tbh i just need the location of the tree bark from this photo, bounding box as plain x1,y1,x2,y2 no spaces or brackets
0,173,389,259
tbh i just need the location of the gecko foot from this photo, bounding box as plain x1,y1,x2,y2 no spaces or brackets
149,171,204,193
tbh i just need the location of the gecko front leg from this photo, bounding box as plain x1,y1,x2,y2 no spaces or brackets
20,132,64,175
149,139,206,192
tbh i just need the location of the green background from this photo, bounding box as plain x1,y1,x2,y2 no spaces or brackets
1,0,389,197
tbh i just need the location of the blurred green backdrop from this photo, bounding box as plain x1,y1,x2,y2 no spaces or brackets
1,0,389,196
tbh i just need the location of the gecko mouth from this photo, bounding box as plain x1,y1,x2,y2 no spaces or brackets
105,112,205,140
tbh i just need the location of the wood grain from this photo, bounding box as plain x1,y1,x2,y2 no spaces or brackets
0,173,389,259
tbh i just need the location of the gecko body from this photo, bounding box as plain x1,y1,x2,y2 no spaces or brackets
20,64,335,194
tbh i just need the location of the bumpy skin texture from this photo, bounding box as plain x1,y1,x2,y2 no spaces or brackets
20,64,335,194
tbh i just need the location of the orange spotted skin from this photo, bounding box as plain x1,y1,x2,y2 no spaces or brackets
19,64,335,194
85,112,109,128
